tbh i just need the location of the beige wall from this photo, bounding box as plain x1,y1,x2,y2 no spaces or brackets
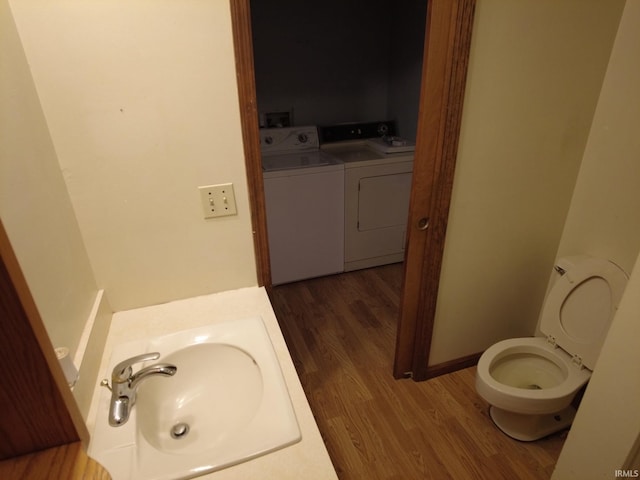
1,0,113,417
9,0,258,311
428,0,626,364
0,0,99,356
552,2,640,476
554,3,640,275
553,251,640,478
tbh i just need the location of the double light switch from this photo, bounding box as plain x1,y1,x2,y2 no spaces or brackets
198,183,237,218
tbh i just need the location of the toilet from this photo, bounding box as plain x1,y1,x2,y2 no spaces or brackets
475,255,628,441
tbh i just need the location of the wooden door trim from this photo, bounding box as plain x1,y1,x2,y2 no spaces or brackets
230,0,271,289
394,0,476,380
0,220,88,458
231,0,475,380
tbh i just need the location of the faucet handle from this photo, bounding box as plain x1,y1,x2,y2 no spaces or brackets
112,352,161,383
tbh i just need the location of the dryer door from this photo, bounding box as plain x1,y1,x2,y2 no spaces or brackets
344,160,413,271
358,173,412,231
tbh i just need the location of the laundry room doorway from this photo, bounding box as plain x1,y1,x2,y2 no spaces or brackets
229,0,476,381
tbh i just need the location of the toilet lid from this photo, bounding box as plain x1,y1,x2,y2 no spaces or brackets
539,257,628,370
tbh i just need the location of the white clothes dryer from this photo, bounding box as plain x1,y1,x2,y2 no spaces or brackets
320,122,414,271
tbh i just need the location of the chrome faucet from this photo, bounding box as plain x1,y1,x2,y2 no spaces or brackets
103,352,177,427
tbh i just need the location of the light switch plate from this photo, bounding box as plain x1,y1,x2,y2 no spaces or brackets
198,183,237,218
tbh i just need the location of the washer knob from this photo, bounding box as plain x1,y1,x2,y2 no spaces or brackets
377,123,390,136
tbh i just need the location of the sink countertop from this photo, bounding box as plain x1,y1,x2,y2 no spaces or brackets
87,286,338,480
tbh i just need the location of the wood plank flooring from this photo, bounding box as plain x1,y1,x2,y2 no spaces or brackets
269,264,566,480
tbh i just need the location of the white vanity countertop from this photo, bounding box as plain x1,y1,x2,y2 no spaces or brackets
87,286,338,480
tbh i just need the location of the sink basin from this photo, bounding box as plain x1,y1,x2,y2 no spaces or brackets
136,343,263,454
89,317,301,480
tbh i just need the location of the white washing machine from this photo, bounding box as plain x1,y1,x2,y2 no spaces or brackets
320,122,414,271
261,126,344,285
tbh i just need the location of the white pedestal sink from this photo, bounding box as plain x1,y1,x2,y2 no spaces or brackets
89,317,301,480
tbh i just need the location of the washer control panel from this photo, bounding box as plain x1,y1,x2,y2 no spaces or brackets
260,126,319,155
318,121,397,144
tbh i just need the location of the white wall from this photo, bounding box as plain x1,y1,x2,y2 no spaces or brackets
387,0,427,141
554,3,640,275
251,0,426,139
0,0,100,356
428,0,625,364
1,0,113,417
552,2,640,476
252,0,392,127
9,0,258,311
552,251,640,478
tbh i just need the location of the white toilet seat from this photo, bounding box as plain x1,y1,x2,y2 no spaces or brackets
475,256,628,440
476,337,591,415
539,257,628,370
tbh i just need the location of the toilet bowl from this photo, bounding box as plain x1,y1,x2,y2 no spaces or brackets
475,255,628,441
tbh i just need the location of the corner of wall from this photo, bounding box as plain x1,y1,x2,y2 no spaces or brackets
72,290,113,421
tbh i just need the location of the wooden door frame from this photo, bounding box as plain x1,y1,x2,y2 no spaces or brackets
0,220,88,459
230,0,272,289
394,0,476,380
230,0,476,381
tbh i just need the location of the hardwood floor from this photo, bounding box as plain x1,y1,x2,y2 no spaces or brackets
269,264,566,480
